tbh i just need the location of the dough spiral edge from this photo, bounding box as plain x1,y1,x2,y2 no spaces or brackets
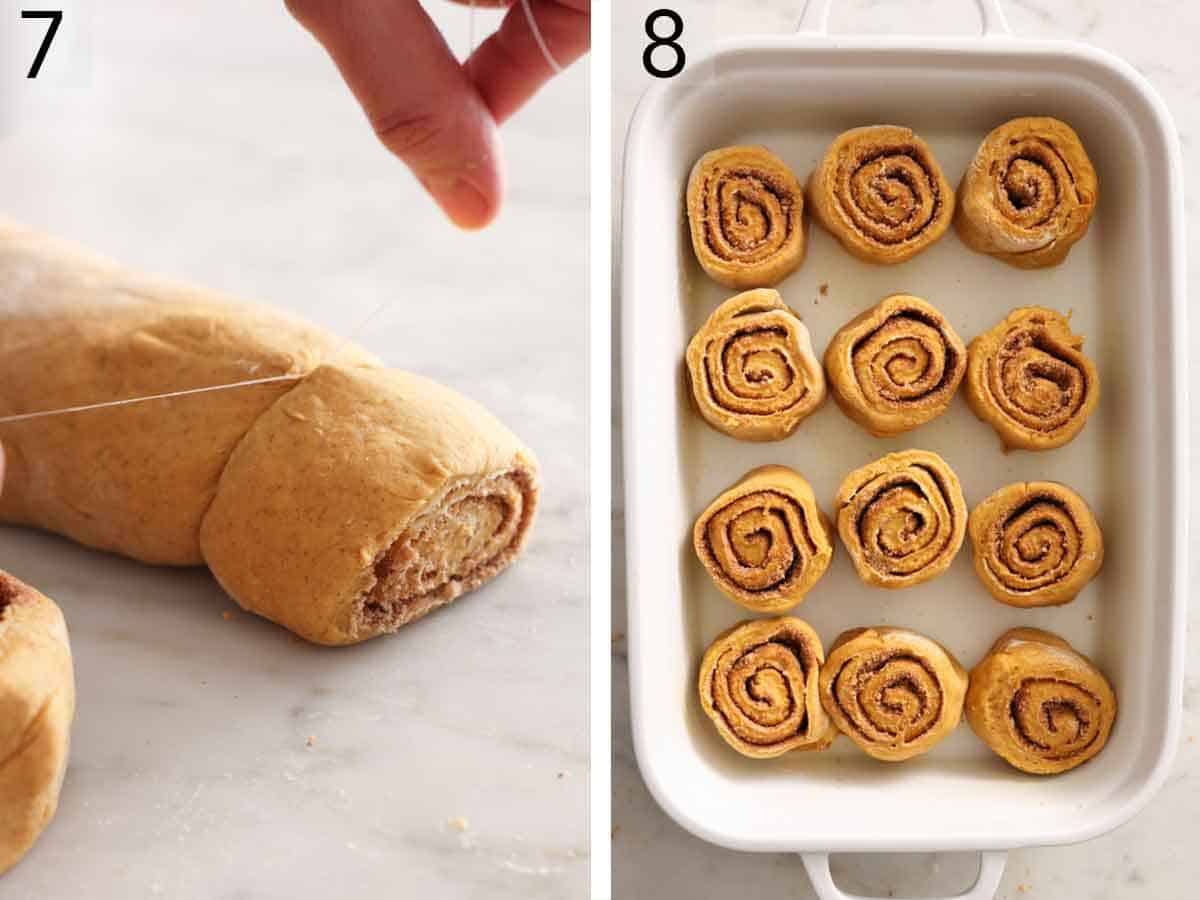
834,450,966,588
965,628,1116,775
693,465,834,613
686,288,827,442
808,125,954,264
698,616,833,759
686,146,806,289
825,294,966,436
819,626,967,761
969,481,1103,607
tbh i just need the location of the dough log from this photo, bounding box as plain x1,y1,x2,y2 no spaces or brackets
0,570,74,876
0,221,539,646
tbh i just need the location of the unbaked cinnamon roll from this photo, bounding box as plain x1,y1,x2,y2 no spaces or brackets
824,294,965,436
685,146,806,288
969,481,1103,607
819,626,967,762
693,465,834,613
956,117,1098,269
698,616,834,758
685,288,826,441
966,628,1116,775
965,307,1099,451
807,126,954,264
834,450,966,589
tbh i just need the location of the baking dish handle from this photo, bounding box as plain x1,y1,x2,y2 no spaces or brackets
796,0,1011,37
801,851,1008,900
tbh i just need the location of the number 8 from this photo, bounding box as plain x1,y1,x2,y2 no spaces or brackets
643,9,685,79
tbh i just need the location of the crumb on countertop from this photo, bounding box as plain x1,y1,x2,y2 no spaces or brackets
222,610,234,621
819,282,829,296
306,735,317,748
448,816,469,832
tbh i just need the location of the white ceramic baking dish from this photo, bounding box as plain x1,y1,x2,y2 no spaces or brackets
620,1,1187,897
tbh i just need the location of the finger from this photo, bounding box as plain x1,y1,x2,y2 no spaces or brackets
287,0,503,229
466,0,590,124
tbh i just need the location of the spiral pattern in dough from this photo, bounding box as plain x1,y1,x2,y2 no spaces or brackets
694,465,834,613
969,481,1103,607
834,450,966,589
686,289,826,441
807,125,954,265
965,628,1116,775
825,294,965,436
819,626,967,761
955,117,1099,268
685,145,806,289
965,306,1099,450
698,616,833,759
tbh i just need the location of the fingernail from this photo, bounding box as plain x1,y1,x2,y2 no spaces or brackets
421,176,497,231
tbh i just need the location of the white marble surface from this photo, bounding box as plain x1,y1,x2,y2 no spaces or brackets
0,2,587,897
613,1,1200,897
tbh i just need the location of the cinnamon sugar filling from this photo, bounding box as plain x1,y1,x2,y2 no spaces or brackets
358,468,535,628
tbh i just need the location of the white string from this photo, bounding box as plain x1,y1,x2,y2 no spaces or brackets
520,0,562,74
0,288,407,426
0,374,305,425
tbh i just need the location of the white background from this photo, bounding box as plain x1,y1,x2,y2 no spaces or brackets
612,1,1200,897
0,1,588,897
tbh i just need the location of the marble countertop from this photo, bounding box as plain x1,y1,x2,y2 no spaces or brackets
612,1,1200,897
0,3,587,898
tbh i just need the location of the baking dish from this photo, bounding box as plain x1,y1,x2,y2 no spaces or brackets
620,1,1187,897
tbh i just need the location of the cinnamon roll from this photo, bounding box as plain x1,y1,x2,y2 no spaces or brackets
685,288,826,441
965,307,1099,451
824,294,965,436
819,626,967,762
969,481,1103,607
966,628,1116,775
956,117,1098,269
693,465,834,613
686,146,806,288
834,450,966,589
807,126,954,264
699,616,834,758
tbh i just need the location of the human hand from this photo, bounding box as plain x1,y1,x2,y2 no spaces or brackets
286,0,590,230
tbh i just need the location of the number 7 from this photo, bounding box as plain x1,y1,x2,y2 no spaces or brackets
21,9,63,79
